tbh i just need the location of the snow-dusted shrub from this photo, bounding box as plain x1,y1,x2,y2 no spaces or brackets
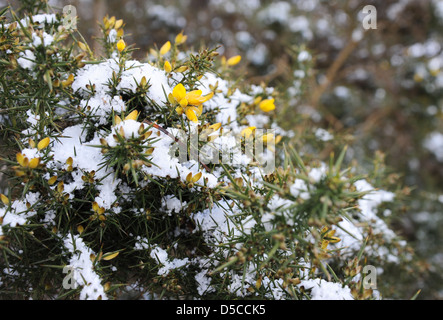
0,3,414,300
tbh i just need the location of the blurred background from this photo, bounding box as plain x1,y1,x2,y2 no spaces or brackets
2,0,443,299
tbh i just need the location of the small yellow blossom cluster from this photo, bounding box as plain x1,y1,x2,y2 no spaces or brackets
91,201,106,222
150,31,189,73
14,137,50,177
102,15,125,53
168,83,214,123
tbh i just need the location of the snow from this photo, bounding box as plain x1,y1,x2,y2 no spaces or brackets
424,131,443,162
32,32,54,47
0,193,40,236
150,245,189,276
298,278,353,300
17,50,36,70
63,234,108,300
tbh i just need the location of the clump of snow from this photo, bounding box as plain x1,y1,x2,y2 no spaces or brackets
315,128,333,141
17,50,36,70
298,278,353,300
150,245,189,276
424,131,443,162
63,234,108,300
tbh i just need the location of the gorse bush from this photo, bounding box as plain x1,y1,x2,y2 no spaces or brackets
0,2,416,300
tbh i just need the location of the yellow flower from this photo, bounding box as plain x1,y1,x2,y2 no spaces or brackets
169,83,213,123
61,74,74,88
117,39,126,52
186,172,202,183
159,41,171,56
226,55,241,66
114,110,139,126
258,98,275,112
241,126,256,138
164,60,172,73
16,152,40,169
175,31,187,45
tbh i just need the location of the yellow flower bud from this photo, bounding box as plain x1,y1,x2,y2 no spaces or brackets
48,176,57,185
117,39,126,52
227,55,241,66
164,60,172,73
37,137,50,151
175,31,187,45
175,65,188,73
159,41,171,56
114,19,124,30
124,109,139,121
1,194,9,205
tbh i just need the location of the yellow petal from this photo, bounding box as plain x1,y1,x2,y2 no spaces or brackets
186,91,206,106
175,31,187,45
253,96,263,105
186,172,193,183
185,108,198,123
78,41,88,51
321,240,329,250
175,106,184,115
114,115,122,125
159,41,171,56
92,201,99,212
175,65,188,73
261,133,274,143
0,194,9,205
114,19,124,30
48,176,57,185
209,123,222,131
164,60,172,73
191,172,202,183
37,137,50,151
102,251,120,261
16,153,25,167
202,91,214,102
179,98,188,109
196,105,203,117
259,98,275,112
328,236,341,244
77,225,84,234
227,55,241,66
172,83,187,102
62,74,74,87
241,126,256,138
28,139,36,149
124,109,139,121
28,157,40,169
168,93,176,105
